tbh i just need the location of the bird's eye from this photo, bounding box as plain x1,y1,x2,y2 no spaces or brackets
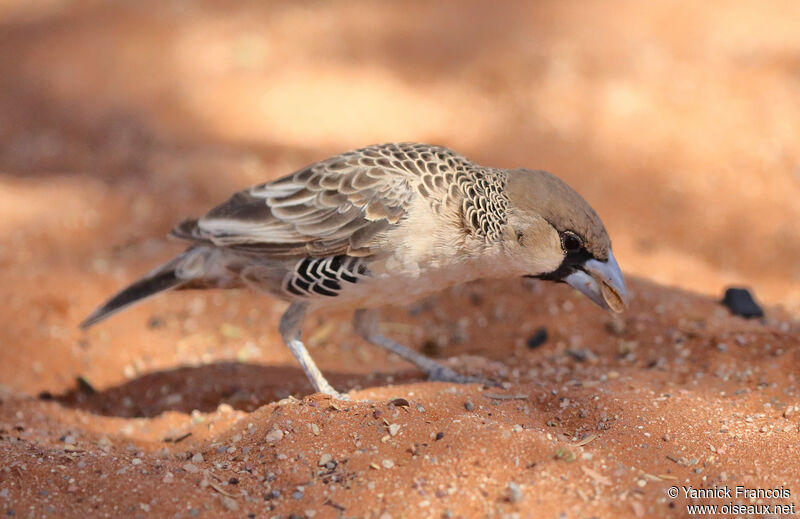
561,231,583,253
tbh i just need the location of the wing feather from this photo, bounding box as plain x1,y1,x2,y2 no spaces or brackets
173,143,474,258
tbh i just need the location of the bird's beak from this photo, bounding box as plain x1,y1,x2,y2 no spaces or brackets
564,250,628,313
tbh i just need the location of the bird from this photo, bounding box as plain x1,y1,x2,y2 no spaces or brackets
81,142,627,399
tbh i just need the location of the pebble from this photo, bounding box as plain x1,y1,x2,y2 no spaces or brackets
381,459,395,469
182,463,199,473
162,471,174,483
292,491,304,500
507,482,523,503
464,400,475,411
388,424,401,437
784,406,796,419
266,428,284,443
721,287,764,319
318,453,332,466
605,318,627,336
191,453,204,463
220,496,239,511
526,328,548,349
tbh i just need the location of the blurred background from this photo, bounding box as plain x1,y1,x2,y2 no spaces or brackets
1,0,799,395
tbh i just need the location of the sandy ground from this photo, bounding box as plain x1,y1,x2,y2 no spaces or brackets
1,1,799,518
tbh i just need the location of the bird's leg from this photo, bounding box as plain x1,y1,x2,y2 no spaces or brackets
353,308,495,386
279,302,349,400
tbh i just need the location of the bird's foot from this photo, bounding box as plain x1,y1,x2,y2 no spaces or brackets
425,365,500,387
315,382,351,401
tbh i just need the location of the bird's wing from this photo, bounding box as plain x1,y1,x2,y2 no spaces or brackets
171,143,475,258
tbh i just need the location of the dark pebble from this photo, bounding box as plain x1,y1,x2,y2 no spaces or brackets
76,376,97,394
147,316,164,329
421,340,441,357
526,327,548,349
388,398,410,408
228,477,239,485
435,431,445,441
292,491,304,500
721,287,764,319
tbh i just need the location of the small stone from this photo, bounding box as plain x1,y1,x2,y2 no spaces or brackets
388,424,401,437
123,364,136,379
605,318,626,336
662,434,671,442
721,287,764,319
182,463,199,473
131,458,142,465
784,406,796,419
292,491,304,500
266,428,284,443
506,482,523,503
464,400,475,411
526,328,548,349
61,435,76,445
220,496,239,511
162,471,174,483
191,453,204,463
434,432,445,441
318,453,332,466
381,459,395,469
310,424,320,435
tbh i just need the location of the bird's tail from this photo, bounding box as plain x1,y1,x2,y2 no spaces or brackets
80,266,184,330
80,246,230,329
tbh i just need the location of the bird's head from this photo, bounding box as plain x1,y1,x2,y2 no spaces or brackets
502,168,628,313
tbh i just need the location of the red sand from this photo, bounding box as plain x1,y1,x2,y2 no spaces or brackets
1,1,799,518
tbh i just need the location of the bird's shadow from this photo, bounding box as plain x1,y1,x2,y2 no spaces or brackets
49,362,423,418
